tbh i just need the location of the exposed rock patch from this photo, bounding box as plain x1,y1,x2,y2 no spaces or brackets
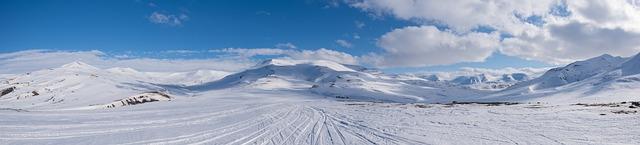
105,91,171,108
1,86,15,97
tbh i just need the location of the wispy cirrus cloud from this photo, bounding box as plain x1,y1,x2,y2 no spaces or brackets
275,42,297,49
335,39,353,48
148,12,189,26
354,21,365,29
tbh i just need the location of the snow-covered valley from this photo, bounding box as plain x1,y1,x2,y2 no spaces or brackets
1,54,640,144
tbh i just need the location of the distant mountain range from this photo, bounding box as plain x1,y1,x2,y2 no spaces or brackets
1,53,639,110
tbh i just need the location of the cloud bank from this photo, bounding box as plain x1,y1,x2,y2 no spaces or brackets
366,26,500,67
0,47,360,74
348,0,640,66
0,50,252,74
215,48,359,65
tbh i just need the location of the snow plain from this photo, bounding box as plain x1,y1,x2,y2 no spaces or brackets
2,89,639,144
3,89,639,145
1,55,640,145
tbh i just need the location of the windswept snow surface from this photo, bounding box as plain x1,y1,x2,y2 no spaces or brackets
1,58,640,144
1,89,639,144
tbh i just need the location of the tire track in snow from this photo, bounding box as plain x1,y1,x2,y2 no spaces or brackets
0,103,282,141
121,104,294,145
307,106,427,145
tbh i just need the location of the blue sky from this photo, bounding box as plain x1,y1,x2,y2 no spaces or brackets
10,0,633,73
1,0,398,54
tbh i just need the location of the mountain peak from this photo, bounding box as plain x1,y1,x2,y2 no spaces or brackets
256,59,356,72
506,53,628,90
257,59,299,67
596,54,614,58
61,61,99,70
583,53,623,64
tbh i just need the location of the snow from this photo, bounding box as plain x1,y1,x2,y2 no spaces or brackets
106,67,230,86
406,70,538,91
483,53,640,103
255,59,357,72
60,61,100,70
103,91,171,109
1,55,640,144
508,54,625,91
622,53,640,76
1,90,638,144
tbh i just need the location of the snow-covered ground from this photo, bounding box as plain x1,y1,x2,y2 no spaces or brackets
2,88,639,145
1,54,640,144
1,89,638,144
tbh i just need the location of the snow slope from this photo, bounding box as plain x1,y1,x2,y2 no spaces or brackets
106,67,230,86
0,62,178,110
3,54,639,109
188,59,487,103
448,74,524,90
1,56,640,145
484,53,640,103
622,53,640,76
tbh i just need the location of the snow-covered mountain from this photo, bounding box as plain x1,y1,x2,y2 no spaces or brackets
622,53,640,76
507,54,626,90
404,72,534,91
106,67,230,85
485,53,640,103
1,56,638,145
188,59,487,103
2,53,639,110
0,62,181,110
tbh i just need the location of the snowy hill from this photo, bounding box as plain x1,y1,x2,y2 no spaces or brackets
457,73,531,90
450,74,488,85
188,59,486,103
484,53,640,103
1,57,639,145
405,72,534,91
2,54,639,110
106,67,230,86
0,62,176,110
507,54,626,90
622,53,640,76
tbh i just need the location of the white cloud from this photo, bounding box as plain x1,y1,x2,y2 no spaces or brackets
365,26,500,67
214,48,292,58
325,0,341,8
162,50,201,54
501,21,640,64
148,12,189,26
0,50,252,74
348,0,640,66
275,42,297,49
353,33,361,39
288,48,358,64
215,48,358,64
349,0,554,34
0,47,360,74
566,0,640,32
354,21,366,28
255,11,272,16
148,2,157,7
335,39,353,48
